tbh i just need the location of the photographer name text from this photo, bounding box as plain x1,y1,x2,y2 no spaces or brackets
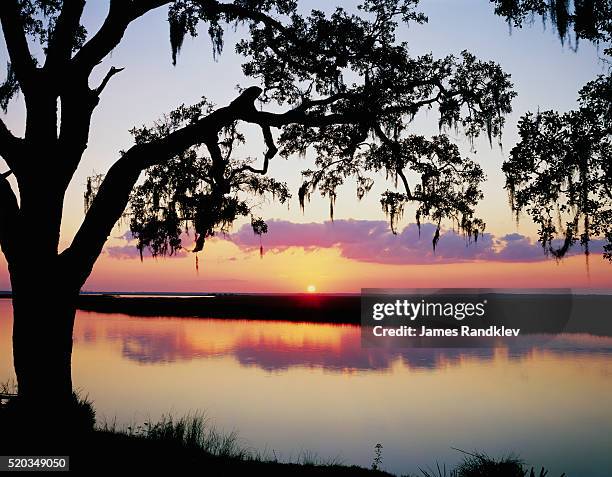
372,325,520,337
369,299,521,338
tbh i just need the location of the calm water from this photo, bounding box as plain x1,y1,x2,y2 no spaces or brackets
1,299,611,476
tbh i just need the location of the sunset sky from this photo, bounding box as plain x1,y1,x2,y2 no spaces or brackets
1,0,610,292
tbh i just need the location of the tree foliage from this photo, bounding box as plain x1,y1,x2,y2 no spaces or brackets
126,0,516,256
503,74,612,259
17,0,87,51
490,0,612,55
490,0,612,261
127,99,289,256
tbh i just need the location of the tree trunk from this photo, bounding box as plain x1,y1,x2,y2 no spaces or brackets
5,262,93,451
9,160,77,406
11,285,77,406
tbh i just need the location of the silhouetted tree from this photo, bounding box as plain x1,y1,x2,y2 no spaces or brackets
0,0,515,419
490,0,611,56
503,75,611,259
490,0,612,259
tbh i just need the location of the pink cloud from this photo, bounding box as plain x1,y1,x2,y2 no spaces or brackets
227,219,604,265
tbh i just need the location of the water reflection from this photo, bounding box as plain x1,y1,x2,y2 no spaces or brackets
1,301,612,476
74,312,612,371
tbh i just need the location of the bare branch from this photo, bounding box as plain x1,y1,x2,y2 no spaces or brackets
235,125,278,175
95,66,124,95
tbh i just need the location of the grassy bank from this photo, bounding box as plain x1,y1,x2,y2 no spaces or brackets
0,390,565,476
0,395,389,474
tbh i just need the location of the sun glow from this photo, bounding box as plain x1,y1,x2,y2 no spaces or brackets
307,285,317,293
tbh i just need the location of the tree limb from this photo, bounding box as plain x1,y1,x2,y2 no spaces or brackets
234,125,277,175
0,170,19,262
95,66,124,95
396,168,413,200
44,0,86,69
0,118,23,173
373,123,414,199
61,86,265,286
0,0,36,93
60,77,459,286
72,0,170,74
72,0,295,76
201,1,289,34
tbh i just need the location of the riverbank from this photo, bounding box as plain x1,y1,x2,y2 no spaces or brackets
0,395,561,476
0,402,391,475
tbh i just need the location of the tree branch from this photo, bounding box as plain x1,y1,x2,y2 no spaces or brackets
95,66,124,95
72,0,170,74
202,1,289,34
0,118,23,173
60,77,456,286
44,0,86,68
293,92,351,113
234,125,277,175
61,86,265,286
72,0,295,76
0,170,19,262
396,168,413,200
0,0,36,92
373,123,413,199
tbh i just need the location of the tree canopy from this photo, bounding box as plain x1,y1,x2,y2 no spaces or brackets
121,0,516,256
503,74,612,260
6,0,608,272
491,0,612,261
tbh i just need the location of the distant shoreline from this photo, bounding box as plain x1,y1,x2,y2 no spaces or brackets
76,293,362,324
1,292,611,334
0,291,361,324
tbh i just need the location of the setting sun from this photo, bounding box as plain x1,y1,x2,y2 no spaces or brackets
307,285,317,293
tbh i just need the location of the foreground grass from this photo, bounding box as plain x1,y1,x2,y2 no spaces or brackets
413,451,566,477
0,390,391,475
0,388,566,476
97,413,358,470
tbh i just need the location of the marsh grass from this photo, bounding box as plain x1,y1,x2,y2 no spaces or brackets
99,412,259,460
413,450,566,477
99,413,345,467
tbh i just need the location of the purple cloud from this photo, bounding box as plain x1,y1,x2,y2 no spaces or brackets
227,219,604,265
